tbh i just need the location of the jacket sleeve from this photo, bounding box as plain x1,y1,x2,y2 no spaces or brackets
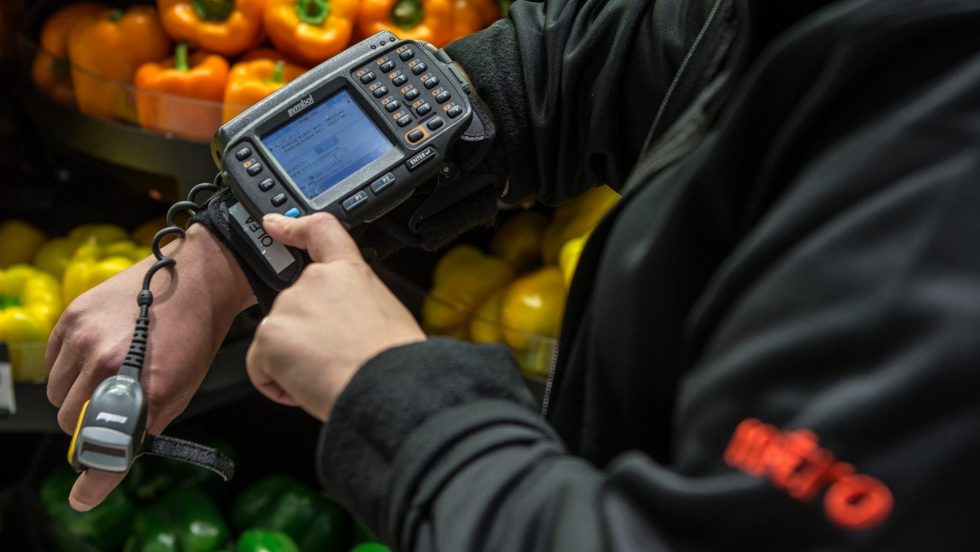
318,10,980,552
445,0,735,205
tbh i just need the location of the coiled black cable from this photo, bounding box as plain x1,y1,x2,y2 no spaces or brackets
119,175,223,378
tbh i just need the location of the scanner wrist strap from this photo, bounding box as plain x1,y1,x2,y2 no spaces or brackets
140,434,236,481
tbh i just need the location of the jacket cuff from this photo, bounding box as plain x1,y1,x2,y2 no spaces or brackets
445,21,538,204
315,338,537,538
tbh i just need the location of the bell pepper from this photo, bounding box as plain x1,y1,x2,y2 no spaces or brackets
421,244,514,336
67,6,172,121
488,210,548,272
558,232,589,288
351,544,391,552
500,266,565,378
540,185,620,264
0,264,62,341
31,2,106,106
41,467,135,552
0,218,46,268
68,223,132,248
358,0,453,47
158,0,266,57
237,529,301,552
0,265,62,381
135,43,230,141
264,0,359,66
33,238,75,280
62,240,152,305
223,55,306,122
232,475,352,552
449,0,498,42
500,266,565,352
469,287,505,344
122,487,232,552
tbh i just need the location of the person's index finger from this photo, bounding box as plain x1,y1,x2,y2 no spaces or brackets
262,212,361,264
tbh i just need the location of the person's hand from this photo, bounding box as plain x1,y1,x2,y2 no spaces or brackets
46,224,256,511
246,213,426,422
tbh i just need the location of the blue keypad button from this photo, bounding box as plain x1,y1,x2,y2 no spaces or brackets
284,207,301,218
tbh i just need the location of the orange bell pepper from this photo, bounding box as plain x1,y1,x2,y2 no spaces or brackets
449,0,498,42
223,56,306,122
264,0,359,66
31,3,106,106
358,0,453,47
135,43,230,141
157,0,266,57
67,6,172,121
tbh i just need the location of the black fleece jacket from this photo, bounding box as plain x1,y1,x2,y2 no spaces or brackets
311,0,980,550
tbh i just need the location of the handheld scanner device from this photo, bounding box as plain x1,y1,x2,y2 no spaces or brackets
212,32,475,287
68,374,147,473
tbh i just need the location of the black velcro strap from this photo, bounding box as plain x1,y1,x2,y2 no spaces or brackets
140,434,235,482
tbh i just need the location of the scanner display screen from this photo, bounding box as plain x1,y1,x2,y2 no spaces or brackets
262,90,395,200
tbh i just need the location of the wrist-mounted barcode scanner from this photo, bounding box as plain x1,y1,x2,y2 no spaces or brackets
69,33,489,480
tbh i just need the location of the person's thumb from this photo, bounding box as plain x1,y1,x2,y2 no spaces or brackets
69,470,126,512
262,212,361,264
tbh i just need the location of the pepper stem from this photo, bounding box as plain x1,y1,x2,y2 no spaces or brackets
268,60,286,83
391,0,424,30
175,43,190,72
192,0,235,21
109,9,124,23
296,0,330,25
0,295,22,309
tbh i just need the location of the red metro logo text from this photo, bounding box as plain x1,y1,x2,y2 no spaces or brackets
725,418,894,531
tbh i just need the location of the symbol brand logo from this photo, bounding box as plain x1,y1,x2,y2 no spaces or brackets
96,412,128,424
288,95,315,117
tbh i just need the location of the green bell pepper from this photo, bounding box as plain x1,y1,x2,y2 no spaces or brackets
232,475,351,552
123,487,232,552
350,543,391,552
236,529,301,552
41,467,135,552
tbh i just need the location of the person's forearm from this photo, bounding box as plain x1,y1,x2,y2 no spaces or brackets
165,223,257,324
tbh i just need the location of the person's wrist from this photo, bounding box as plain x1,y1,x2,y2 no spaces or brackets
177,224,258,317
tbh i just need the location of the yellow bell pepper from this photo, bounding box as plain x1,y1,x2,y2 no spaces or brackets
500,266,566,353
469,288,505,344
62,240,151,305
0,219,47,268
0,265,63,342
0,265,63,381
422,244,514,336
540,185,620,264
558,232,589,288
67,224,131,248
32,238,76,280
264,0,360,66
488,210,549,273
